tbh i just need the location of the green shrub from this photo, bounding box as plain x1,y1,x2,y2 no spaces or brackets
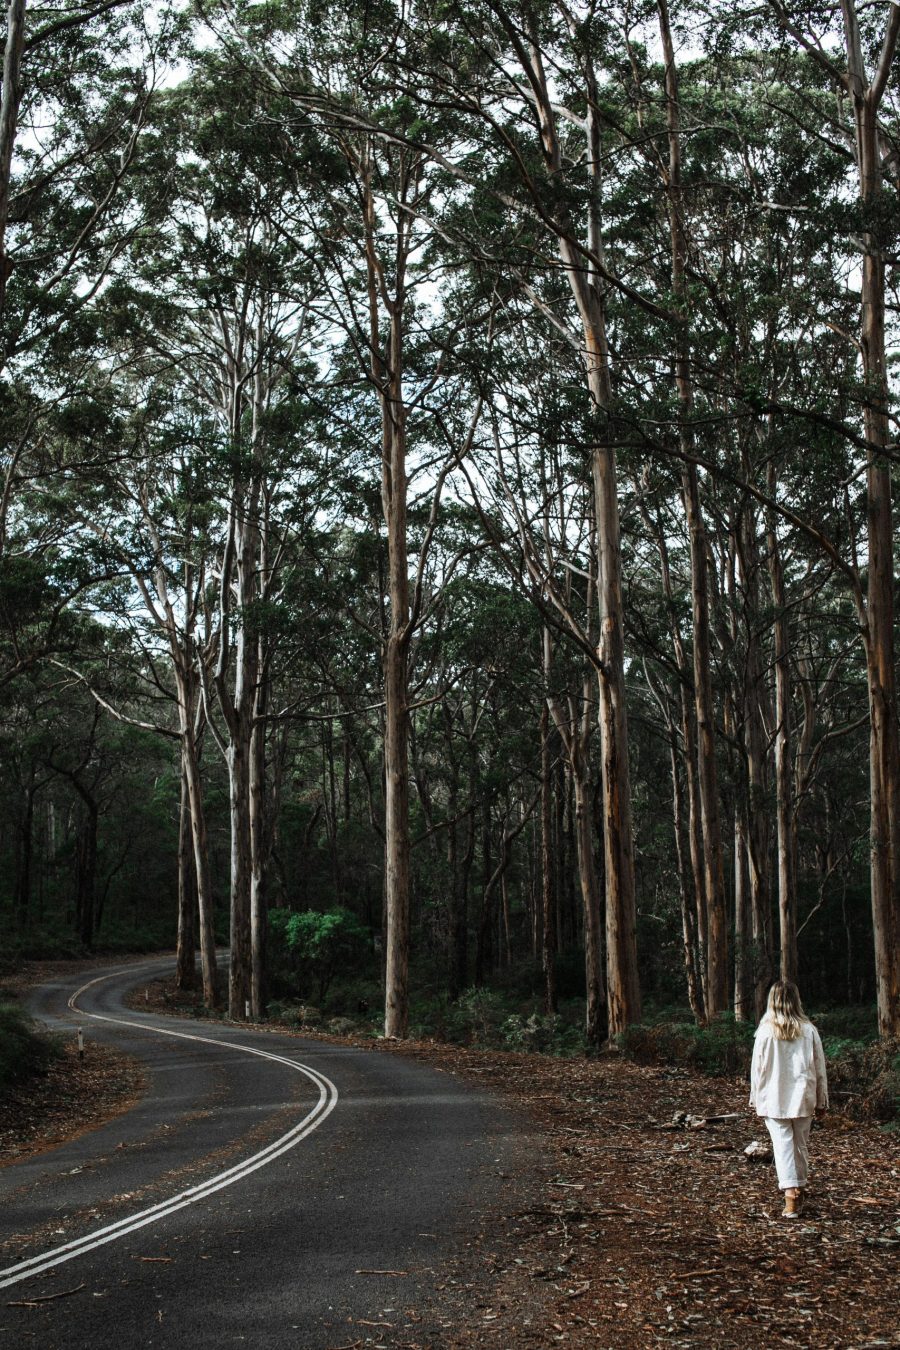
268,907,371,1002
407,988,587,1054
619,1012,756,1076
448,987,509,1045
0,1004,61,1090
813,1005,879,1043
500,1011,585,1056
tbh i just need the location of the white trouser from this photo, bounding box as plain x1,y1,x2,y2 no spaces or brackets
764,1116,813,1190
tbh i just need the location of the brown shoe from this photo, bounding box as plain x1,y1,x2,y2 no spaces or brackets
782,1189,801,1219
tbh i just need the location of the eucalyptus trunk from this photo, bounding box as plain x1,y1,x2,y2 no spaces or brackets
733,812,753,1022
668,725,704,1022
740,508,773,1013
643,497,708,1020
227,728,253,1020
381,343,411,1038
249,708,267,1020
766,462,797,983
528,32,640,1035
572,755,606,1046
545,621,606,1044
841,0,900,1036
540,701,557,1015
0,0,26,317
659,0,727,1013
175,770,197,992
177,685,219,1010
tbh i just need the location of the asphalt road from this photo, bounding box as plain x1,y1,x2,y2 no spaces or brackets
0,959,531,1349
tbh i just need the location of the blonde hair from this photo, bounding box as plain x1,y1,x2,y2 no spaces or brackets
766,979,808,1041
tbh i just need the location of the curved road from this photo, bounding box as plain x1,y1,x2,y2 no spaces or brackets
0,960,531,1348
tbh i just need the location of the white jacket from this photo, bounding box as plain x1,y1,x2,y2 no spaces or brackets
749,1016,829,1119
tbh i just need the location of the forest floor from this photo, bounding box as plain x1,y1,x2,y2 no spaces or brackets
3,962,899,1348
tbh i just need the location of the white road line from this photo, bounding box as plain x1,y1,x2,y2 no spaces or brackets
0,967,339,1291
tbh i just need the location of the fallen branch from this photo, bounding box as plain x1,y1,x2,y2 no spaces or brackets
7,1283,85,1307
655,1111,742,1130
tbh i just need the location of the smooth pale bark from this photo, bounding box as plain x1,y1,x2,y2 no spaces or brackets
667,723,704,1021
841,0,900,1037
572,760,606,1046
355,146,415,1039
179,724,218,1009
227,732,253,1018
684,471,727,1013
540,701,557,1015
169,627,218,1010
206,300,268,1022
249,519,274,1020
545,623,607,1044
0,0,26,315
733,812,752,1022
380,331,412,1033
379,324,412,1035
738,506,773,1013
641,497,707,1020
522,32,639,1035
213,482,260,1021
680,684,708,1018
383,625,411,1036
591,441,641,1034
249,710,267,1020
658,0,727,1013
175,770,197,992
766,461,797,983
131,528,219,1009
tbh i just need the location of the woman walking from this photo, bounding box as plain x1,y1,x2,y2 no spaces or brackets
749,979,829,1218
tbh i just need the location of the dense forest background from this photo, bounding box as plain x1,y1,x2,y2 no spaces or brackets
1,0,898,1047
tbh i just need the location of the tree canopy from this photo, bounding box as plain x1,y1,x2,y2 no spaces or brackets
1,0,898,1039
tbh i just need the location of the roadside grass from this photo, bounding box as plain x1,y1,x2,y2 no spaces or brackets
0,1002,61,1091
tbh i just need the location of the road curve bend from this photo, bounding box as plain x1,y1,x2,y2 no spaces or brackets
0,959,530,1349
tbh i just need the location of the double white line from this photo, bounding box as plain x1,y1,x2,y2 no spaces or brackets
0,970,339,1291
